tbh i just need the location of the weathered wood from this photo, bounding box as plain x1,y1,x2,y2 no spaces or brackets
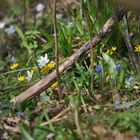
10,9,126,104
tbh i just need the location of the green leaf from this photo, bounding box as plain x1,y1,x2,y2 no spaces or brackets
102,52,115,67
16,27,26,41
20,126,34,140
102,52,116,79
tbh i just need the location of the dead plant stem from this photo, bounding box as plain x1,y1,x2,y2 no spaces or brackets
53,0,62,100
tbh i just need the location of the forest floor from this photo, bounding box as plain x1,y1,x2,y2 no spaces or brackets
0,0,140,140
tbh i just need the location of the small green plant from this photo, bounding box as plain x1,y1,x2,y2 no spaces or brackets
110,110,140,132
16,27,40,55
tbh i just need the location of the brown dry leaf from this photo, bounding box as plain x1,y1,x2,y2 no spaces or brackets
87,106,93,113
94,93,102,103
2,117,20,133
113,93,120,101
2,116,29,134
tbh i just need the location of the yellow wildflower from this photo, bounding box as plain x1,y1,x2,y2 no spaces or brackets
18,76,25,82
134,45,140,53
111,46,116,51
41,62,55,74
93,62,96,66
48,63,55,69
10,63,19,69
51,82,58,88
106,46,116,55
106,49,113,55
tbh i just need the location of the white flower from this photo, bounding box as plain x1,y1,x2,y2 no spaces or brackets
36,3,45,12
0,22,5,29
26,70,34,82
5,25,15,34
37,53,49,68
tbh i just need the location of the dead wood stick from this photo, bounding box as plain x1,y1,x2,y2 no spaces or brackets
41,116,68,126
41,107,70,126
10,9,126,104
123,14,139,72
51,107,70,120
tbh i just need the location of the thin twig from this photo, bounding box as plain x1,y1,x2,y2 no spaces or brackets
35,34,47,43
80,0,95,94
41,116,68,126
0,68,32,76
52,107,70,120
53,0,62,100
123,14,139,72
41,107,70,126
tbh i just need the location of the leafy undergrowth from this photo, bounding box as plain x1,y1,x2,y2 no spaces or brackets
0,0,140,140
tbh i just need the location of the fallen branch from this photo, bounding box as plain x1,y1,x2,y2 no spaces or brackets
123,14,139,72
11,9,126,104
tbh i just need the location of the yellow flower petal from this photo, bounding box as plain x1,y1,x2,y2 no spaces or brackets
41,63,55,74
51,82,58,88
111,46,116,51
134,45,140,53
18,76,25,82
93,62,96,66
10,63,19,69
47,63,55,69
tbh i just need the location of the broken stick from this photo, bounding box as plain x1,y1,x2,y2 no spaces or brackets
11,9,126,104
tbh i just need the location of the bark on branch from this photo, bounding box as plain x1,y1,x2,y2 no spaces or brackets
11,9,126,104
